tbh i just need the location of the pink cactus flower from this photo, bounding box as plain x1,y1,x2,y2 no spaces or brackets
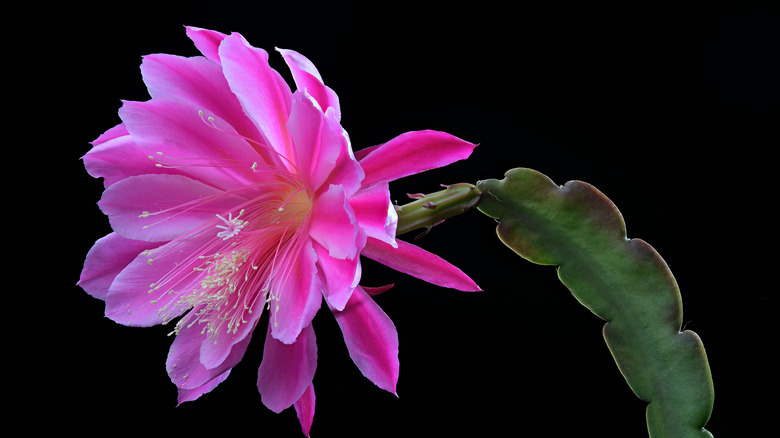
79,26,479,436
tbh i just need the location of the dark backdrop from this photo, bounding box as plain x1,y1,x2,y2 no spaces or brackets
26,1,777,436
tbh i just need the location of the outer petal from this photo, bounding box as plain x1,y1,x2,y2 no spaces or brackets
257,323,317,413
177,370,231,404
331,286,399,395
105,230,214,326
361,237,481,292
309,184,361,260
78,233,161,300
271,239,322,344
358,130,477,188
167,315,257,399
119,98,261,190
219,32,294,165
140,53,266,157
278,47,341,120
294,385,316,437
83,131,167,188
98,174,243,242
185,26,228,63
349,181,398,248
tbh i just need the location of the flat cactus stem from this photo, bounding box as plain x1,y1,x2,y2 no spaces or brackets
476,168,714,437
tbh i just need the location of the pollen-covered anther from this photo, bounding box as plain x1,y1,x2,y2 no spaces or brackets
216,209,248,240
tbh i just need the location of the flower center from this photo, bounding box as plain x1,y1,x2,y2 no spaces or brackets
149,177,313,343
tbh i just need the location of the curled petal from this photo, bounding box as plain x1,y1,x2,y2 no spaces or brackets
185,26,228,63
177,370,231,405
362,237,481,292
257,323,317,413
309,184,361,260
83,131,164,188
278,47,341,120
313,235,364,312
349,182,398,248
331,286,399,395
358,130,477,188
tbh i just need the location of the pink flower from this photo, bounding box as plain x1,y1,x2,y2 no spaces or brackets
79,26,479,436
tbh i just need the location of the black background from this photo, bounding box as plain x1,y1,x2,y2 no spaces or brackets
23,0,777,436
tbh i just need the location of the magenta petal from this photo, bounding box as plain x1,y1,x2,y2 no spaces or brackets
359,130,477,188
98,174,243,242
278,47,341,120
271,239,322,344
309,184,360,260
79,233,160,300
312,236,364,312
294,384,316,437
257,323,317,413
349,182,398,248
105,231,213,326
177,370,231,405
83,131,166,188
362,237,481,292
140,54,265,150
331,286,399,395
219,33,294,162
185,26,228,63
167,316,256,397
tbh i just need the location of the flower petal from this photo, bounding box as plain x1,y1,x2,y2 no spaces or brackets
331,286,399,395
167,315,256,400
105,230,214,326
177,370,231,405
271,239,323,344
257,323,317,413
362,237,481,291
141,53,267,159
358,130,477,188
349,181,398,248
219,32,294,165
309,184,361,260
98,173,244,242
79,233,160,300
185,26,228,63
119,98,261,190
278,47,341,120
83,130,166,188
294,384,316,437
313,236,364,312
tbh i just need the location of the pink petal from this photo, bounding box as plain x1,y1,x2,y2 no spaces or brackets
294,384,316,437
92,123,128,146
331,286,399,395
177,370,231,404
358,130,477,188
167,316,256,400
309,184,361,260
105,231,214,326
78,233,161,300
83,131,168,188
361,237,481,292
278,47,341,120
119,98,261,190
349,182,398,248
257,323,317,413
185,26,228,63
98,173,243,242
140,54,267,159
312,235,364,312
286,90,345,192
271,239,322,344
219,33,294,165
